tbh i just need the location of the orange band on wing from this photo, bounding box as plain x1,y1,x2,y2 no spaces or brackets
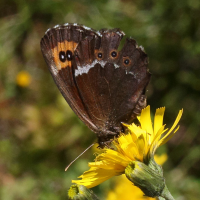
52,41,78,70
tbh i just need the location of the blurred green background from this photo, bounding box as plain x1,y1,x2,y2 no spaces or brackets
0,0,200,199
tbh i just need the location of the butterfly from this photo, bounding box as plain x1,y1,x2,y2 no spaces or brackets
40,23,151,147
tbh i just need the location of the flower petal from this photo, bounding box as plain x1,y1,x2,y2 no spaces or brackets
93,150,130,169
136,134,145,160
154,107,165,135
72,167,123,188
149,125,165,155
140,106,153,135
158,109,183,146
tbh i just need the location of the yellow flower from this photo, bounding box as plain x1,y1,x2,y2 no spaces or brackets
16,71,31,87
72,106,183,188
106,154,168,200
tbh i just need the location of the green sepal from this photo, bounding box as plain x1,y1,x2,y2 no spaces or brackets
125,160,165,198
147,156,163,176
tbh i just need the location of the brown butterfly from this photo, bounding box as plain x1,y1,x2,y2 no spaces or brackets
40,23,151,147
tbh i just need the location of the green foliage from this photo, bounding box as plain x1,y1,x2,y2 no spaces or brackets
0,0,200,199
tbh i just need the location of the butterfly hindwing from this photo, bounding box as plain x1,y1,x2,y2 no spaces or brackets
74,28,151,140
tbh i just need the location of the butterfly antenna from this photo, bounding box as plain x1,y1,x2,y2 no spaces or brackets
65,143,95,171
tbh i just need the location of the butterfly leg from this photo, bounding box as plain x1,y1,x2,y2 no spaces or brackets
131,95,147,119
97,130,118,148
98,140,113,149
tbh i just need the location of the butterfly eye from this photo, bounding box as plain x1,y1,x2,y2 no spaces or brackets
111,51,117,58
98,52,103,58
66,50,73,61
59,51,66,62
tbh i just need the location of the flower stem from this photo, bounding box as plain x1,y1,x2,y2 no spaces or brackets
160,185,175,200
158,197,165,200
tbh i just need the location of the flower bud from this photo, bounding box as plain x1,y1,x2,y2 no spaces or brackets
68,184,99,200
125,161,165,197
68,185,99,200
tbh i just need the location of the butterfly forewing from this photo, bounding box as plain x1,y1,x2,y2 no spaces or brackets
40,24,98,132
